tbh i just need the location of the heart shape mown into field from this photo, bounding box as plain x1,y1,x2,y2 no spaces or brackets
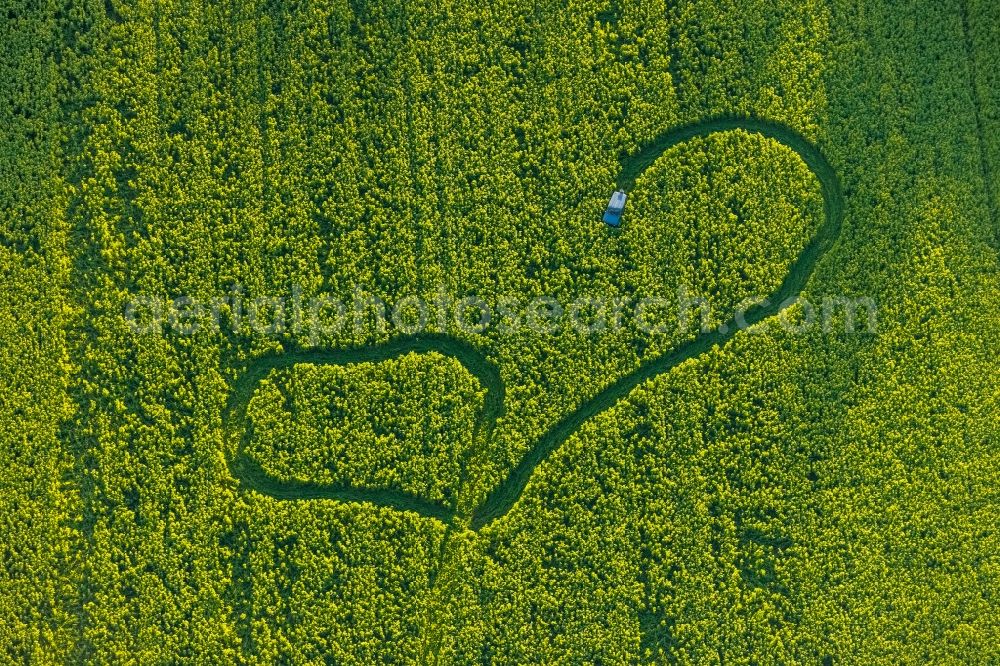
223,117,843,532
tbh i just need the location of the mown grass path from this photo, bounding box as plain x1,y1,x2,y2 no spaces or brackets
222,335,504,522
223,116,844,531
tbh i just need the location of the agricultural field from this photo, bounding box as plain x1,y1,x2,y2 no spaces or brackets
1,0,999,664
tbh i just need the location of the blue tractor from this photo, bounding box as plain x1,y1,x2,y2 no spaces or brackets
603,189,627,227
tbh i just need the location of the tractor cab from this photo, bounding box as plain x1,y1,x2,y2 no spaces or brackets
603,189,627,227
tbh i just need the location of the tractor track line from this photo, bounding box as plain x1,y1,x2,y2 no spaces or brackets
958,0,999,246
